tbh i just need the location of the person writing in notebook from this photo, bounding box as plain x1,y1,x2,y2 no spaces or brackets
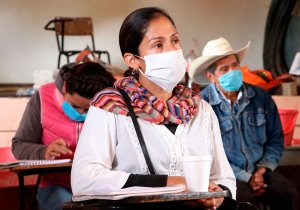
71,7,236,210
12,62,115,210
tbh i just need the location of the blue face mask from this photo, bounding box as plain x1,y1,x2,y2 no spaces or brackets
62,101,87,122
218,70,243,91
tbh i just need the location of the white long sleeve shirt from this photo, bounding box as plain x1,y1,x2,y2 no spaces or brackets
71,99,236,198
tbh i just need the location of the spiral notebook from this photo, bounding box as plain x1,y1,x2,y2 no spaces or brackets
0,159,71,170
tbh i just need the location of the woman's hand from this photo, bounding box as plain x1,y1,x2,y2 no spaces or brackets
185,182,224,209
45,139,73,160
166,176,187,188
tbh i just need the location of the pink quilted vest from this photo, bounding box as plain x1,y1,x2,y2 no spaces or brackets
39,83,83,188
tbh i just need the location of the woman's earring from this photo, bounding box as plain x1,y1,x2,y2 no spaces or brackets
132,69,139,80
132,69,139,76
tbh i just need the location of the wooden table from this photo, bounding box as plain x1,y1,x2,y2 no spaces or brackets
63,191,229,210
10,162,72,210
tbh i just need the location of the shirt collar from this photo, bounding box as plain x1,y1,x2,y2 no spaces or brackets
207,83,255,105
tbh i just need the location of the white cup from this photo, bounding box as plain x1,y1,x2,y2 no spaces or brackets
182,155,212,192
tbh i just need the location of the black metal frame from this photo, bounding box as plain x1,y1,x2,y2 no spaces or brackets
11,163,72,210
44,18,110,68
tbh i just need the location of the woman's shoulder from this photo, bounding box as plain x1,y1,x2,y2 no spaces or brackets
189,99,215,123
188,99,218,133
87,105,123,124
198,98,215,113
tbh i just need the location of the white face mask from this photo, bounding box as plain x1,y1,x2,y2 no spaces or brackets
138,49,187,93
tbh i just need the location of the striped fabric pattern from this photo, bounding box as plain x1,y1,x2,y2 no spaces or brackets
91,77,201,124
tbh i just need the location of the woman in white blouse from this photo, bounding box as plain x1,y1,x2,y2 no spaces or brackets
71,7,236,209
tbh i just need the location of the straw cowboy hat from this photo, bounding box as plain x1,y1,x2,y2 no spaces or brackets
188,37,250,85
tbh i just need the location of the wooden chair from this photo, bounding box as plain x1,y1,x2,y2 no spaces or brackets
44,17,111,68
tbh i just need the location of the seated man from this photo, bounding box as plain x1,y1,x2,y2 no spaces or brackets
12,62,116,210
189,37,299,210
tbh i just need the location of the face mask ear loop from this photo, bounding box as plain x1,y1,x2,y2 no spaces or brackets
138,68,145,75
131,54,144,78
130,69,139,76
133,54,144,60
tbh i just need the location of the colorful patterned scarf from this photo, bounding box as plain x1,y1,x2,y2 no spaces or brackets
91,77,201,124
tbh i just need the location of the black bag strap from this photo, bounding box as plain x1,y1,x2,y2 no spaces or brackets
117,88,155,175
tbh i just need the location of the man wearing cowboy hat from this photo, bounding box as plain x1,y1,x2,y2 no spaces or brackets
189,37,299,210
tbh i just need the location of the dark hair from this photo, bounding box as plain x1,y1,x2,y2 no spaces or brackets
119,7,175,56
207,62,217,73
63,62,115,98
119,7,175,80
206,54,240,74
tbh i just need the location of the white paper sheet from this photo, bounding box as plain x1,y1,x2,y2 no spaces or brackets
72,184,186,201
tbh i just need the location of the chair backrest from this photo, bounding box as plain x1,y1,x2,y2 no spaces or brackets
44,17,110,67
44,16,96,55
54,17,93,36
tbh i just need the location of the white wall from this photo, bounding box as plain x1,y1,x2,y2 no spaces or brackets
0,0,271,83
